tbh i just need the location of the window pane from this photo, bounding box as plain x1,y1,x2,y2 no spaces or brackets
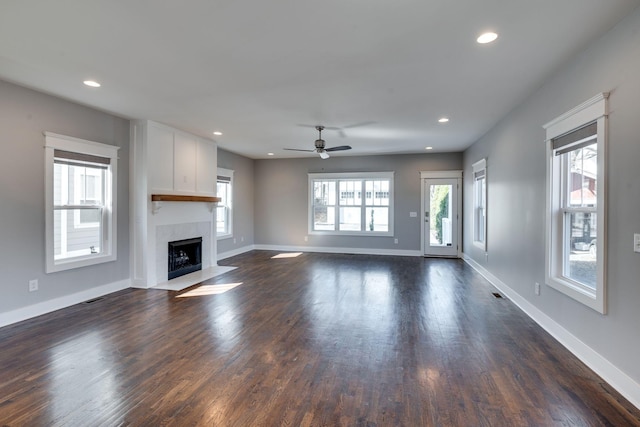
565,212,596,289
54,162,105,206
217,206,228,234
474,176,485,242
339,207,361,231
365,207,388,232
314,206,335,230
54,208,102,260
79,207,101,225
568,143,597,207
339,180,361,205
217,181,230,204
314,181,335,205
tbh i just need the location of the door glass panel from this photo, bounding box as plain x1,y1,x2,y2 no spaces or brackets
429,184,452,247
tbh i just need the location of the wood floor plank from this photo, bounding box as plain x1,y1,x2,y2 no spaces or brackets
0,251,639,426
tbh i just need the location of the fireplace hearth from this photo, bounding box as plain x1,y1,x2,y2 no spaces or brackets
168,237,202,280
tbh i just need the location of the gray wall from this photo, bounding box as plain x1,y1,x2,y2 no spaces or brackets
254,153,462,250
462,7,640,382
0,80,130,313
217,148,255,254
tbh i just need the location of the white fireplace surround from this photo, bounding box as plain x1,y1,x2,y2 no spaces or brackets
156,222,210,284
131,120,236,290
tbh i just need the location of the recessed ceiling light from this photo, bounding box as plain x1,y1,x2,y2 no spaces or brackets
267,152,274,156
438,117,449,123
477,32,498,44
213,131,223,136
425,146,433,150
83,80,101,88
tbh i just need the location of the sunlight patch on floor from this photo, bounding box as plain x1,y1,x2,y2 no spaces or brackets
176,283,243,298
271,252,303,259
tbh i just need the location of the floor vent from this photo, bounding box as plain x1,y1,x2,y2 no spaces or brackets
84,297,104,304
492,292,503,299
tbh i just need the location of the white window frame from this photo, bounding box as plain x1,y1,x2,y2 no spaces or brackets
543,93,608,313
308,172,394,237
472,158,487,251
45,132,119,273
216,167,234,240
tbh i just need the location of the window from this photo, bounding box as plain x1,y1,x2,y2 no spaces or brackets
472,158,487,250
216,168,233,239
309,172,394,236
543,93,608,313
45,132,119,273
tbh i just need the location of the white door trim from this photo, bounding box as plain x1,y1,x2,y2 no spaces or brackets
420,171,462,257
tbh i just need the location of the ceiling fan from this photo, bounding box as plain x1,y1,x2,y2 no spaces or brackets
284,125,351,159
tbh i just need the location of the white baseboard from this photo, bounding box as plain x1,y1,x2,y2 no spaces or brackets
0,279,131,328
253,244,422,257
217,244,257,261
462,253,640,409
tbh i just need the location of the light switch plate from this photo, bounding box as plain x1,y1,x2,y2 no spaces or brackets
409,212,417,217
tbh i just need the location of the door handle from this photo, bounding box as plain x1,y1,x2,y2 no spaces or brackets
425,211,429,223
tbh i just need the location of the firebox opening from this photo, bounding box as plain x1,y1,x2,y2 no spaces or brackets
168,237,202,280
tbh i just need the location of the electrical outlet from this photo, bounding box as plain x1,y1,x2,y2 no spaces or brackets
394,238,398,244
634,233,640,253
233,238,236,244
534,282,540,296
241,236,244,242
29,279,38,292
304,236,308,242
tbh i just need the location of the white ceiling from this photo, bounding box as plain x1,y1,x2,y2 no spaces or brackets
1,1,637,159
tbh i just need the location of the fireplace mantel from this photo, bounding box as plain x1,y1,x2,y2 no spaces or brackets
151,194,221,214
151,194,221,203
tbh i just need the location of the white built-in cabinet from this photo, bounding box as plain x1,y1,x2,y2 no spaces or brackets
146,122,216,195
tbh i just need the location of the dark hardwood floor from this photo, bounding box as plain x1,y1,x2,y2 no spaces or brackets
1,251,638,426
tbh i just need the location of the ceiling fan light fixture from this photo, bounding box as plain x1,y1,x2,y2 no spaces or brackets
319,151,330,159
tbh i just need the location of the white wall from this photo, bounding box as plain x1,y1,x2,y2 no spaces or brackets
462,6,640,397
0,80,130,320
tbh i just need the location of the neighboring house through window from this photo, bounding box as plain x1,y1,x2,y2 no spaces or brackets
309,172,394,236
543,93,608,313
45,132,119,273
216,168,233,239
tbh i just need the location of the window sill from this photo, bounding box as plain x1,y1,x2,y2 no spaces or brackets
47,253,116,273
309,230,393,237
217,234,233,241
546,275,604,314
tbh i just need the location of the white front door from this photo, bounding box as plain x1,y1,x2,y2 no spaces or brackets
423,178,460,257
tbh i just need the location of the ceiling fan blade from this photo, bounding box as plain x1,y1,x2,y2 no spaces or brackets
325,145,352,152
342,121,376,129
283,148,315,152
318,151,330,159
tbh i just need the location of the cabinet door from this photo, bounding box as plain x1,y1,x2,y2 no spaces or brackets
174,133,197,192
196,140,216,194
148,125,174,191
